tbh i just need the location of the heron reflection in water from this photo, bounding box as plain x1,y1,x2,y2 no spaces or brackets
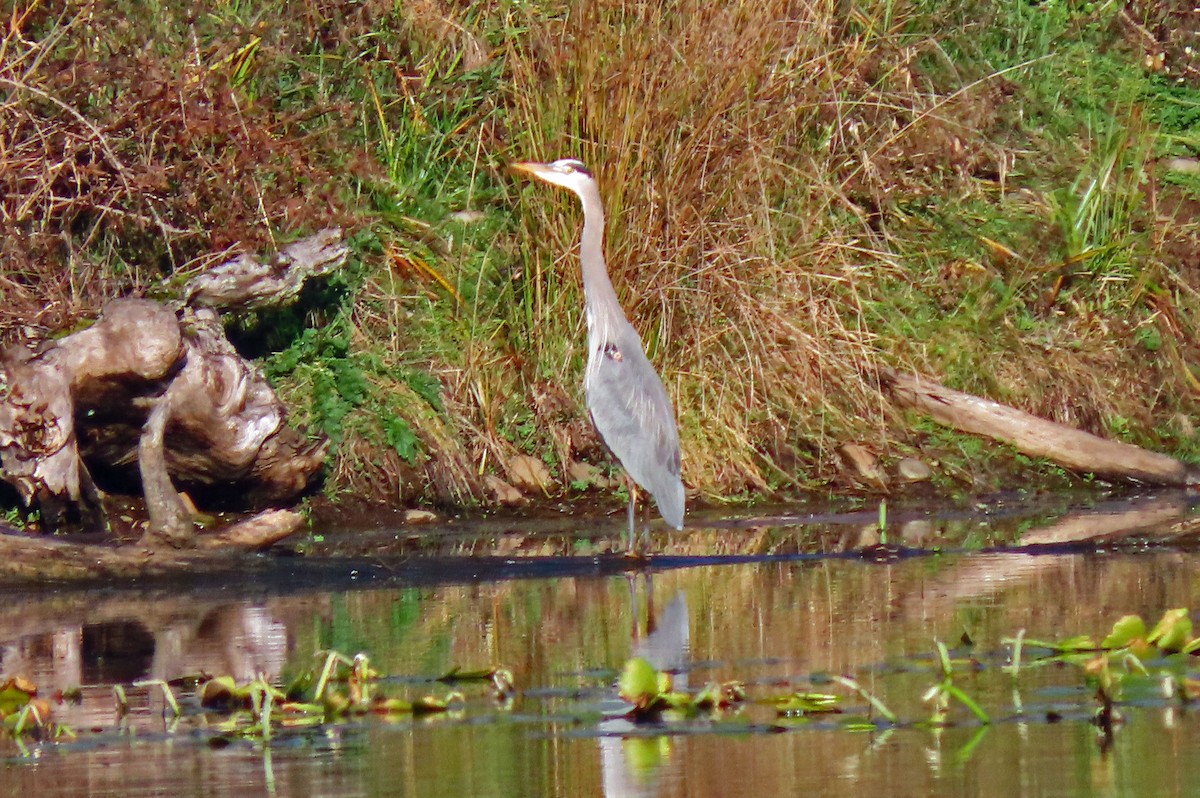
602,576,690,798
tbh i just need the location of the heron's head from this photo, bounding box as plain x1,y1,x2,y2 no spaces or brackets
510,158,595,195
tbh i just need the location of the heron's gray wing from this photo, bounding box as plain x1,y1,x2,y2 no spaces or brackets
585,324,685,528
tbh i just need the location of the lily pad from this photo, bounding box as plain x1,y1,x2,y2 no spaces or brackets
774,692,843,716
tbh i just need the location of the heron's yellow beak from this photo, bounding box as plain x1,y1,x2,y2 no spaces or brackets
510,161,551,181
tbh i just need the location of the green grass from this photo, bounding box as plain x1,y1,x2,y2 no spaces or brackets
861,0,1196,455
2,0,1199,511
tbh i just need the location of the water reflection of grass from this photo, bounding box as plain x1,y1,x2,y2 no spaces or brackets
283,550,1200,704
7,553,1200,796
10,583,1200,762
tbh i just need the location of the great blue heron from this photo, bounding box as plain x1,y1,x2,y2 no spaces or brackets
512,158,685,551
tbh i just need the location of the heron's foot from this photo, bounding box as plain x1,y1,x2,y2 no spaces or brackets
623,527,651,558
621,548,651,564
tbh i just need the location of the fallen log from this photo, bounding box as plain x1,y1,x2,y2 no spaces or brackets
0,508,304,583
883,369,1200,485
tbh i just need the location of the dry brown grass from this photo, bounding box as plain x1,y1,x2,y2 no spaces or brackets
497,0,1020,496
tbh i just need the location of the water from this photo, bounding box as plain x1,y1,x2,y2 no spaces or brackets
3,491,1200,797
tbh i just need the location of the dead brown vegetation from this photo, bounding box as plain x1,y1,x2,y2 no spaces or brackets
0,1,371,342
501,0,1039,493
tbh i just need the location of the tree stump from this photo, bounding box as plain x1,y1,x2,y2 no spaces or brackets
0,229,344,555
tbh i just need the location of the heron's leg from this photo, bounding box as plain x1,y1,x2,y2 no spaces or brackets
625,475,639,554
639,493,650,550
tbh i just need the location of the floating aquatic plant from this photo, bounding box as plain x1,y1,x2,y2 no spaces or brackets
922,641,991,726
1009,608,1200,661
0,676,70,742
617,657,746,720
773,691,843,717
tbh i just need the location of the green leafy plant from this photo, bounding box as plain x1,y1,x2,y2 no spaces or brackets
617,657,745,720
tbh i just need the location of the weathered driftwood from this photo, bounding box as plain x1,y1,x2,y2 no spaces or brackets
181,227,347,312
1,230,343,554
0,299,182,524
138,390,193,547
883,369,1199,486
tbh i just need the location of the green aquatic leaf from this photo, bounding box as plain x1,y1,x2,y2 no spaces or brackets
0,677,35,717
1102,614,1147,649
618,657,661,709
1148,609,1193,653
437,666,500,683
941,683,991,724
199,675,241,708
829,675,897,724
694,681,747,710
200,676,285,711
1084,654,1119,699
490,669,516,699
1055,634,1099,652
412,691,465,715
370,696,414,714
936,640,953,678
1021,635,1099,653
656,670,674,695
693,682,722,709
775,692,843,716
1127,638,1158,661
133,679,181,717
660,691,694,711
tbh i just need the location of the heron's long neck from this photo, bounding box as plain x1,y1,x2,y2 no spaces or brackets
578,184,622,326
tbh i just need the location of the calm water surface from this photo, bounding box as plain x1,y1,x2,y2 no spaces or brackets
3,492,1200,797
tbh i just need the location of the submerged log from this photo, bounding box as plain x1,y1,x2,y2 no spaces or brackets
0,230,343,553
884,369,1199,485
0,508,304,582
